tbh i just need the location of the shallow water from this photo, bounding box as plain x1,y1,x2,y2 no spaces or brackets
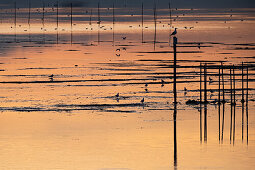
0,7,255,170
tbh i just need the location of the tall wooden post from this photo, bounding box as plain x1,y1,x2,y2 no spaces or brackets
221,62,225,102
204,63,207,103
173,36,177,104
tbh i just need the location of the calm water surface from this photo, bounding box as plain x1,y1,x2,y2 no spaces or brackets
0,7,254,170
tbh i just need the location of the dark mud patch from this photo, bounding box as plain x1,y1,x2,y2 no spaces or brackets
18,67,58,70
13,57,28,59
65,49,81,51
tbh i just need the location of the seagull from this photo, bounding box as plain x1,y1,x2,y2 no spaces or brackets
170,28,177,36
141,98,144,103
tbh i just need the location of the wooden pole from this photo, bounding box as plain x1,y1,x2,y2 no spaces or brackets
221,62,225,103
218,65,221,103
246,65,249,144
230,68,233,143
112,2,115,46
200,63,202,143
241,62,244,103
141,2,144,43
173,36,177,104
97,1,100,44
56,1,59,44
153,2,157,50
200,63,202,103
70,2,73,45
14,1,17,42
204,63,207,103
230,68,233,105
28,0,31,26
246,65,248,103
233,65,236,105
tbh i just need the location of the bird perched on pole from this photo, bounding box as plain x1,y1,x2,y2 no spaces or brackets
170,28,177,36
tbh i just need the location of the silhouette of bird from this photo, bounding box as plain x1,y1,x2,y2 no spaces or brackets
115,93,119,98
161,79,165,87
116,54,120,57
141,98,144,103
198,43,201,49
209,77,213,82
145,83,148,87
170,28,177,36
116,48,121,51
122,37,127,40
184,87,187,91
49,74,54,78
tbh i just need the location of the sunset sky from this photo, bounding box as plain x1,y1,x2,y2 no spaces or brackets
0,0,254,8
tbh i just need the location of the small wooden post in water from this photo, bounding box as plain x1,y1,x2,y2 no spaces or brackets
233,65,236,105
112,2,115,46
173,36,178,104
221,62,225,103
200,63,202,103
246,65,249,144
246,65,248,103
204,63,207,103
141,1,144,43
56,1,59,44
241,62,244,103
70,2,73,45
14,1,17,42
97,2,100,44
153,2,157,50
218,64,221,103
230,68,233,143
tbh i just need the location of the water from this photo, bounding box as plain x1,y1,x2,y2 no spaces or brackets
0,6,254,170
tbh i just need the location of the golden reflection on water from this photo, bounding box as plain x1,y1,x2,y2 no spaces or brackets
0,7,255,170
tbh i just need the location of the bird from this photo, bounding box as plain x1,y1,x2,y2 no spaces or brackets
116,48,121,51
49,74,54,78
161,79,165,87
170,28,177,36
115,93,119,98
122,37,127,40
145,83,148,87
209,77,213,82
141,98,144,103
198,43,201,49
184,87,187,91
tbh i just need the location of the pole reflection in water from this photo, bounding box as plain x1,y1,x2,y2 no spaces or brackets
221,103,225,143
246,66,249,144
204,103,207,143
200,63,203,143
173,103,177,169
